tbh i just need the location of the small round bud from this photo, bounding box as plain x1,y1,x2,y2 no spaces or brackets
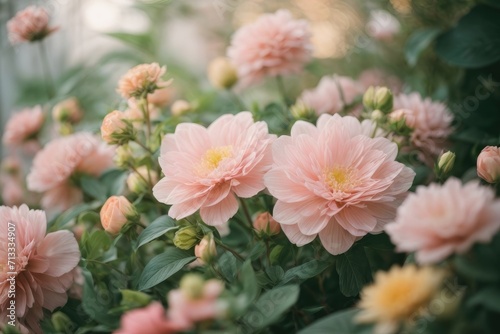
363,86,375,110
171,100,192,117
100,196,138,235
253,212,281,236
370,110,385,123
173,226,199,250
52,98,83,124
127,166,158,193
115,145,134,168
389,109,415,135
208,57,238,89
120,289,152,308
291,101,316,119
101,110,135,145
180,274,205,300
363,86,393,113
477,146,500,183
194,233,217,264
437,151,456,176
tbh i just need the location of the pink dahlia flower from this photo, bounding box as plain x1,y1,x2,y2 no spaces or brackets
153,112,275,226
2,106,44,148
393,93,453,161
27,132,114,212
0,205,80,334
7,6,58,44
115,302,184,334
264,114,415,255
227,10,312,86
117,63,171,99
298,75,364,115
385,178,500,264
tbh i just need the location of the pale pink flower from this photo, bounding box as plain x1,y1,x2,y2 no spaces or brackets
393,93,453,161
366,10,400,41
227,10,312,86
153,112,275,226
7,6,58,44
0,177,24,206
114,302,184,334
298,75,364,115
385,178,500,264
148,87,173,107
358,69,403,95
117,63,171,99
2,106,44,148
0,204,80,334
477,146,500,183
27,132,114,212
264,114,415,255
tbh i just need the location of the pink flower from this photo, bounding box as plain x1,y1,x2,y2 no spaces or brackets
358,69,403,95
0,204,80,334
148,87,173,107
7,6,58,44
264,114,415,255
0,177,24,206
366,10,400,41
227,10,312,86
393,93,453,161
27,132,114,212
117,63,170,99
114,302,183,334
153,112,275,226
298,75,364,115
2,106,44,148
477,146,500,183
385,178,500,264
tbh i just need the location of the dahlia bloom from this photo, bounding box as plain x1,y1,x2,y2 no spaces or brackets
385,178,500,264
357,265,443,334
27,132,115,212
477,146,500,183
115,302,184,334
7,6,58,44
298,75,364,115
153,112,275,226
117,63,171,99
227,10,312,86
264,114,415,255
366,10,401,41
0,205,80,334
2,106,44,148
393,93,453,161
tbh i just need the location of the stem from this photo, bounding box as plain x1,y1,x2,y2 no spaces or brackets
216,240,245,262
276,76,290,106
228,90,246,110
140,95,152,148
38,41,55,99
239,198,254,229
133,138,154,155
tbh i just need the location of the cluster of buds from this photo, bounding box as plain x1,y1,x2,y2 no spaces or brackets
363,86,393,114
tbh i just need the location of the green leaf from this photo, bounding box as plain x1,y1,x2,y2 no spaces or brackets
82,230,113,261
467,286,500,312
136,215,178,250
405,28,442,66
100,169,128,196
138,248,195,290
81,268,119,326
241,261,260,304
243,285,300,330
49,201,102,230
106,32,156,56
280,259,332,286
336,246,372,297
435,5,500,68
217,252,238,282
297,308,371,334
80,174,107,201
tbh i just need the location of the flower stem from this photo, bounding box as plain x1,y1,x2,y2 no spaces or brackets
239,198,254,229
216,240,245,262
38,41,55,99
140,95,152,149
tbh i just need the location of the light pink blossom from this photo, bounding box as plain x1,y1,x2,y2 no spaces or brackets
117,63,170,99
153,112,275,226
7,6,58,44
114,302,184,334
27,132,114,212
2,106,44,148
477,146,500,183
227,10,312,86
0,205,80,334
264,114,415,255
385,178,500,264
298,75,364,115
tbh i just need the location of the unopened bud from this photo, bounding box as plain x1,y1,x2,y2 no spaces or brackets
171,100,192,116
389,109,415,135
101,110,136,145
477,146,500,183
363,86,393,113
291,100,315,119
194,233,217,264
437,151,456,176
207,57,238,89
253,212,281,236
173,226,200,250
180,274,205,300
51,312,73,332
127,166,158,193
100,196,139,235
370,109,385,123
52,98,83,124
120,289,152,308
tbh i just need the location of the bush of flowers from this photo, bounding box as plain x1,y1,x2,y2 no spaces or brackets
1,1,500,333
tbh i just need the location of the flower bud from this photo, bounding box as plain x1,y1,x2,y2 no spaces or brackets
52,98,83,124
100,196,138,235
127,166,158,193
437,151,455,176
253,212,281,236
363,86,375,110
101,110,135,145
363,86,393,113
389,109,415,135
171,100,192,117
115,145,135,168
120,289,152,308
477,146,500,183
370,109,385,123
180,274,205,300
194,233,217,264
207,57,238,89
173,226,199,250
51,312,73,332
290,100,316,119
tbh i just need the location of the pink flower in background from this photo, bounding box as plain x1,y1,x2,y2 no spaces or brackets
117,63,171,99
115,302,183,334
0,177,24,206
298,75,364,115
227,10,312,86
264,114,415,255
2,106,44,148
385,178,500,264
27,132,114,212
393,92,453,161
358,69,403,95
366,10,400,41
148,87,173,107
477,146,500,183
153,112,275,226
7,6,58,44
0,205,80,334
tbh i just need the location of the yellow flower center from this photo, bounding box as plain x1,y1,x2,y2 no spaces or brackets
324,166,357,192
197,145,233,175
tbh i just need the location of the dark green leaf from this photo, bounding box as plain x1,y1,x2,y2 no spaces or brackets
80,175,107,201
241,261,260,304
81,269,119,326
336,246,373,297
280,259,332,286
217,252,238,282
136,215,178,250
467,286,500,312
297,308,371,334
405,28,442,66
100,169,128,196
49,201,102,230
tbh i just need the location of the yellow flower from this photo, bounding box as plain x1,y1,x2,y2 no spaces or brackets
357,265,443,334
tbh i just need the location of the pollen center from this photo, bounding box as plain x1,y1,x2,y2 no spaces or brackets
198,145,233,173
324,166,357,192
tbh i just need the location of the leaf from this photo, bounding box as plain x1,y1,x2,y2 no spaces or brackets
336,246,373,297
106,32,156,56
405,28,442,66
241,261,260,304
49,201,102,230
80,174,107,201
279,259,332,286
136,215,178,250
81,268,119,326
243,285,300,330
435,5,500,68
297,308,372,334
217,252,238,282
138,248,195,290
100,169,128,196
467,286,500,312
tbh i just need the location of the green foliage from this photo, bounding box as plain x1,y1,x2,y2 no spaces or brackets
135,215,178,250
